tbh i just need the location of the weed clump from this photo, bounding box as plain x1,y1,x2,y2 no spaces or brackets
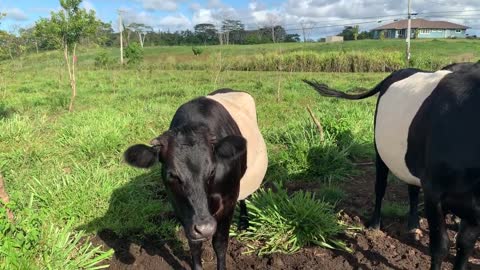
234,184,349,255
94,51,115,69
124,43,144,65
192,47,204,56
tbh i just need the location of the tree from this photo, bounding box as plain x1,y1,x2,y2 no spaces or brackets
357,31,371,40
0,25,27,60
19,27,40,53
338,25,360,41
194,23,217,45
95,21,115,47
221,20,245,45
128,23,152,48
34,0,100,112
285,33,301,42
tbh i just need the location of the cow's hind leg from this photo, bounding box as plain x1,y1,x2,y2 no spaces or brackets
453,219,480,270
366,152,389,229
238,200,249,231
425,196,449,270
408,184,421,231
188,240,203,270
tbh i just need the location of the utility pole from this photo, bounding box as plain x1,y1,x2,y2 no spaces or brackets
271,25,276,43
118,9,124,65
406,0,412,63
301,21,307,43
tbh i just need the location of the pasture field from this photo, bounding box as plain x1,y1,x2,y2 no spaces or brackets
0,39,480,269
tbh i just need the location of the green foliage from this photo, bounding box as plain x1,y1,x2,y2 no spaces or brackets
339,25,359,41
94,51,115,68
379,30,385,40
318,185,346,204
0,40,479,265
234,185,349,255
381,202,409,219
192,46,203,56
229,50,407,72
34,0,100,51
0,202,113,269
265,121,358,183
124,42,144,64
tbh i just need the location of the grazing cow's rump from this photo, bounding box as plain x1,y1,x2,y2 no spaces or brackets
124,89,267,270
206,91,268,200
304,63,480,270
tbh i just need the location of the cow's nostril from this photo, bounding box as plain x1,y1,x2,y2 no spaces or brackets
193,222,216,238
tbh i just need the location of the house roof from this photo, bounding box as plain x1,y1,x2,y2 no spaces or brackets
372,19,469,30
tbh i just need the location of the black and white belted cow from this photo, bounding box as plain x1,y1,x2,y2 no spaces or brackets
304,62,480,270
124,89,268,270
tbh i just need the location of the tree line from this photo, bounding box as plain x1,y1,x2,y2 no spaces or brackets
0,5,377,61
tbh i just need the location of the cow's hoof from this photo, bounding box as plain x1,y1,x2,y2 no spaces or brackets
409,228,423,241
365,218,381,230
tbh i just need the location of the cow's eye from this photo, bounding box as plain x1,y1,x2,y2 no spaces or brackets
168,172,183,184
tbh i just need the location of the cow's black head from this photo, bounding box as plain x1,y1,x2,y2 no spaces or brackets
124,125,246,242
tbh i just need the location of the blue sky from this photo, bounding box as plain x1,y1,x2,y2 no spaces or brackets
1,0,479,37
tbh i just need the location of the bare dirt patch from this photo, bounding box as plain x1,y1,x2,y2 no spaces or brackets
93,165,480,270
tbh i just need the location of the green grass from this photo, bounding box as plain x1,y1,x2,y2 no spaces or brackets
1,39,477,265
233,185,349,255
0,64,377,265
318,185,347,204
13,39,480,72
381,202,409,219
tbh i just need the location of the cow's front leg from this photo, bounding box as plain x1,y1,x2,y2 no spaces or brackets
213,214,233,270
188,240,203,270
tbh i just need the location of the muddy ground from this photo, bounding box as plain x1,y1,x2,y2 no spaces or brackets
92,165,480,270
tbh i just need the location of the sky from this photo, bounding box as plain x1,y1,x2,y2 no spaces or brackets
1,0,479,37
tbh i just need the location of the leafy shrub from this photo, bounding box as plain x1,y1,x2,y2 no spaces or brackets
94,51,115,69
234,185,349,255
192,47,203,56
124,43,144,65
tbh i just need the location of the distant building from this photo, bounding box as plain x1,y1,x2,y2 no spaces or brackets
372,19,469,39
324,36,344,43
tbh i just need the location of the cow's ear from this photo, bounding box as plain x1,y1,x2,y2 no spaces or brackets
124,144,158,168
214,135,247,165
149,131,171,163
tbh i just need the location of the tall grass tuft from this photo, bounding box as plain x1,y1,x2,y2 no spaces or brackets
234,185,349,255
229,50,407,72
0,201,113,269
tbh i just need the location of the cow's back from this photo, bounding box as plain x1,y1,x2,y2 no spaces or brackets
206,91,268,200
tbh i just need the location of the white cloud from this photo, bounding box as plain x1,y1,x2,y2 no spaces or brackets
159,14,191,29
208,0,224,9
3,8,28,21
81,1,96,12
135,0,181,11
189,3,202,11
192,9,217,25
123,10,158,27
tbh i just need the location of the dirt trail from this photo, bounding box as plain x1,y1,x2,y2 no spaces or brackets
92,166,480,270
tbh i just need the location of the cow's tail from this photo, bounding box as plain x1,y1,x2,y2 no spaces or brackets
303,79,382,100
